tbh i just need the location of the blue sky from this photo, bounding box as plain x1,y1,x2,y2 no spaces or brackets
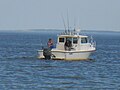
0,0,120,31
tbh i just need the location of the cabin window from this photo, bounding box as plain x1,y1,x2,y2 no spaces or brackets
73,38,78,44
66,37,72,42
59,38,64,42
81,37,88,43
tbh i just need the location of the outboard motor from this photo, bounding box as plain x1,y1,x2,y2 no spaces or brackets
43,47,51,60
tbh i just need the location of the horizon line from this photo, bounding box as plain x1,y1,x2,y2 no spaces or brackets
0,28,120,32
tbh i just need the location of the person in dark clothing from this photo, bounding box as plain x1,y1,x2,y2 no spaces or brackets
64,40,72,50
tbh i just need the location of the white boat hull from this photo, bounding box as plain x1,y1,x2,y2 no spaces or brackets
38,49,95,60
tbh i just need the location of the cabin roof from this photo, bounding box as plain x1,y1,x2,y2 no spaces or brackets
58,35,88,38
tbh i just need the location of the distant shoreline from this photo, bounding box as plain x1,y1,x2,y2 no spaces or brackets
0,29,120,33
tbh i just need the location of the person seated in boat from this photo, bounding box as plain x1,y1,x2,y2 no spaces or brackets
64,40,72,50
47,38,54,49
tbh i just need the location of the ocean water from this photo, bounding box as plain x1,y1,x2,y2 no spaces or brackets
0,30,120,90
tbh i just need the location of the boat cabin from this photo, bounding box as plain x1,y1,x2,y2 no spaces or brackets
56,35,91,51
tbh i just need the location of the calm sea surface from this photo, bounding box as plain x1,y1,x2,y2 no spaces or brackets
0,30,120,90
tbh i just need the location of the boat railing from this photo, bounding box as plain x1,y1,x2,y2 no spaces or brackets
89,36,96,48
60,29,80,35
92,41,96,48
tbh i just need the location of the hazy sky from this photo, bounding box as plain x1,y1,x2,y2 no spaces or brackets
0,0,120,31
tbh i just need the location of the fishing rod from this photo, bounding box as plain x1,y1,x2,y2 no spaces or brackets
61,14,67,32
67,11,70,32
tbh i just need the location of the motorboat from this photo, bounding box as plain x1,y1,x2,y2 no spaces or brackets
38,28,96,60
